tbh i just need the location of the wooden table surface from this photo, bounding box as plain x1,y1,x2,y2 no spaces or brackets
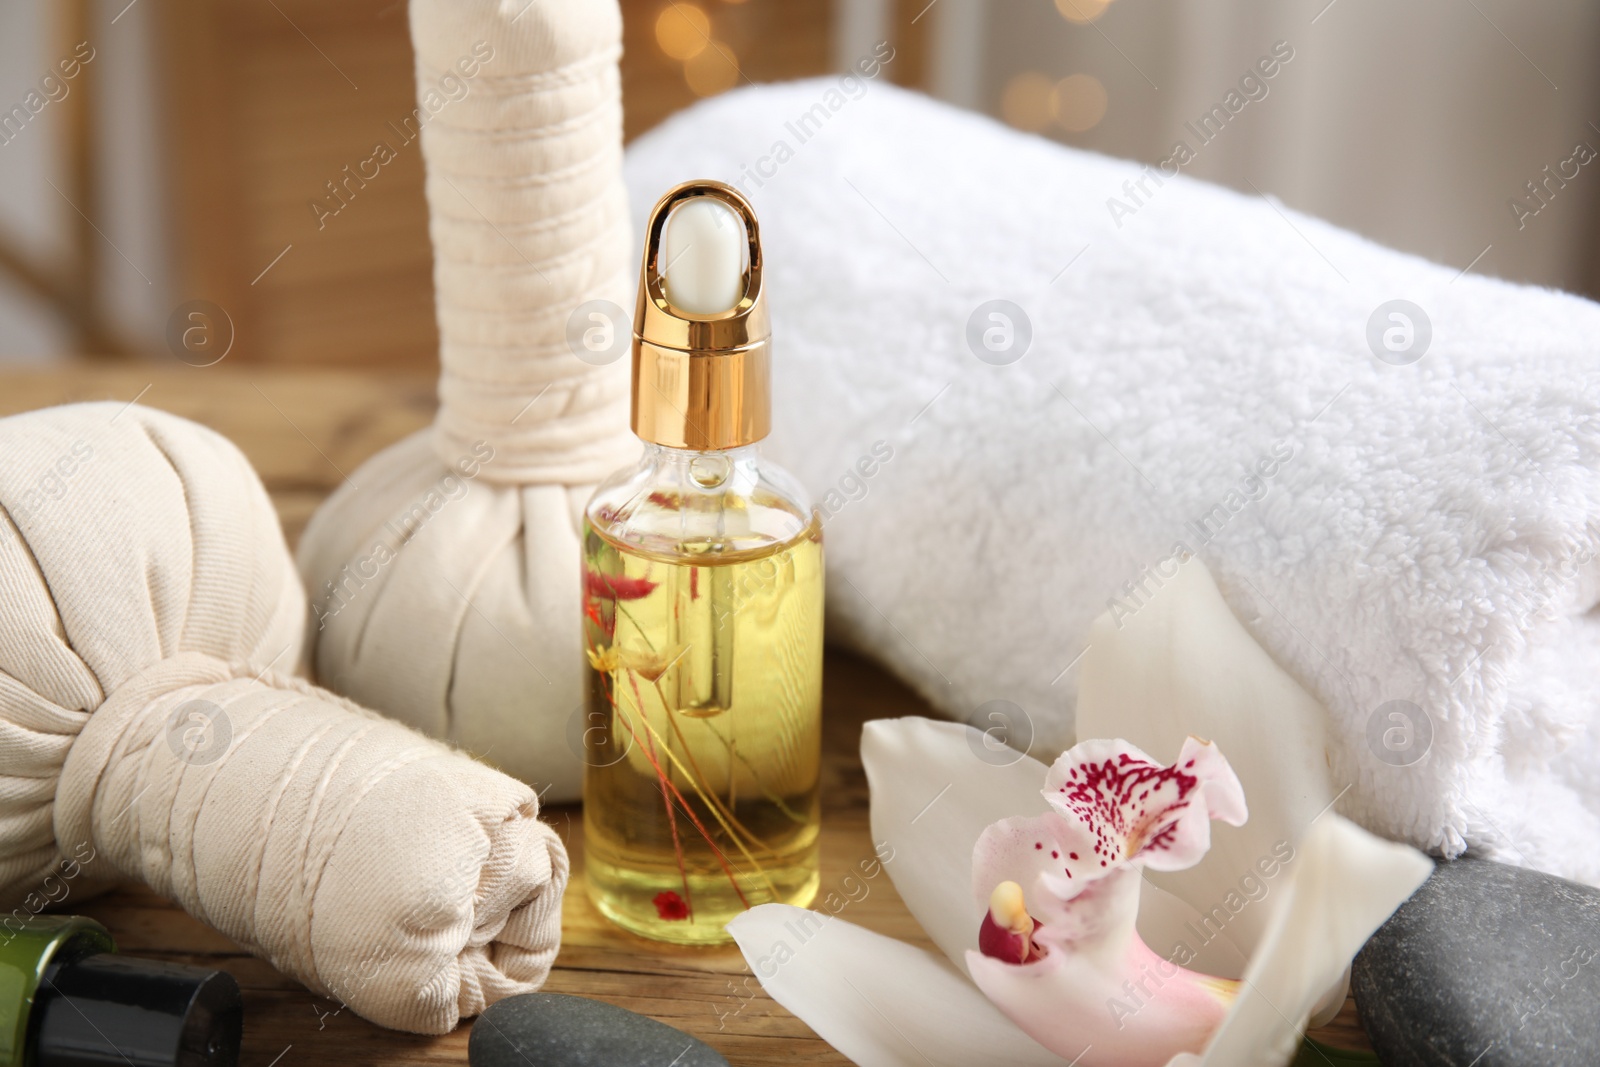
0,366,1370,1065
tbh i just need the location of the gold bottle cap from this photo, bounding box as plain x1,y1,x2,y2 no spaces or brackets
631,180,771,451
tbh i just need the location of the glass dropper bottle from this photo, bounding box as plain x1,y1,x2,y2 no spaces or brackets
579,180,823,945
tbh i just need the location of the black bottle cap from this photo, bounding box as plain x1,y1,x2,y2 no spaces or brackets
33,951,242,1067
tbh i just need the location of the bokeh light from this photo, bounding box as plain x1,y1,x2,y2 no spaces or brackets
1000,71,1056,132
1052,73,1108,133
1054,0,1111,24
685,42,740,97
655,3,712,61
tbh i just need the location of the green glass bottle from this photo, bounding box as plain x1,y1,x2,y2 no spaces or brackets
0,915,241,1067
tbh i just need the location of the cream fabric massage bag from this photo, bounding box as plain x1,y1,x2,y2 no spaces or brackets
0,403,566,1035
296,0,637,802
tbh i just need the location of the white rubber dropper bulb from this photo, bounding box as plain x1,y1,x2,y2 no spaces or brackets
660,196,746,316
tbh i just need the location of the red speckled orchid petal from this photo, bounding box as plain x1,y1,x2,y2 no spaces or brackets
972,813,1139,949
1042,737,1246,875
1175,736,1247,826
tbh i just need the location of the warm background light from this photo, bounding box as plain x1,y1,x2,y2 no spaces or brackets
685,41,741,96
1051,73,1107,132
1054,0,1111,25
1000,70,1056,132
654,2,711,60
1,0,1594,367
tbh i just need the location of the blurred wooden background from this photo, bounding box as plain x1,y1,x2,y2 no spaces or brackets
177,0,852,371
4,0,1597,366
2,0,933,369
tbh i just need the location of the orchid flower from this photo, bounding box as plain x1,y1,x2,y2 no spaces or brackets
966,735,1249,1062
728,560,1432,1066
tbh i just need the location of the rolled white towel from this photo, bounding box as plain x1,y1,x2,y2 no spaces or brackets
625,80,1600,885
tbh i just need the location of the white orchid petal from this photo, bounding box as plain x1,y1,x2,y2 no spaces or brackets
1197,815,1432,1067
1136,879,1249,978
1307,966,1351,1029
727,904,1072,1067
863,717,1050,971
1175,736,1248,827
1076,559,1335,958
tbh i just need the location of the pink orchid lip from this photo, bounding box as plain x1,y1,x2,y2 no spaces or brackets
968,737,1248,1066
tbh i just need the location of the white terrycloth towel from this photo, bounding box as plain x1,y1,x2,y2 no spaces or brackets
0,403,567,1035
624,81,1600,886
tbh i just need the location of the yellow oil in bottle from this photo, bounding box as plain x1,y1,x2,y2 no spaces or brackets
580,516,823,944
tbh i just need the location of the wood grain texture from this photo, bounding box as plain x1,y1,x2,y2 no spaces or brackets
158,0,248,365
0,367,1372,1064
149,0,834,370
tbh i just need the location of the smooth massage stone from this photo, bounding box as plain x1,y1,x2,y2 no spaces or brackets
469,993,730,1067
1353,857,1600,1066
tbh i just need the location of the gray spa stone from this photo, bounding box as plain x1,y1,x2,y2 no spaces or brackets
469,993,729,1067
1353,857,1600,1066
